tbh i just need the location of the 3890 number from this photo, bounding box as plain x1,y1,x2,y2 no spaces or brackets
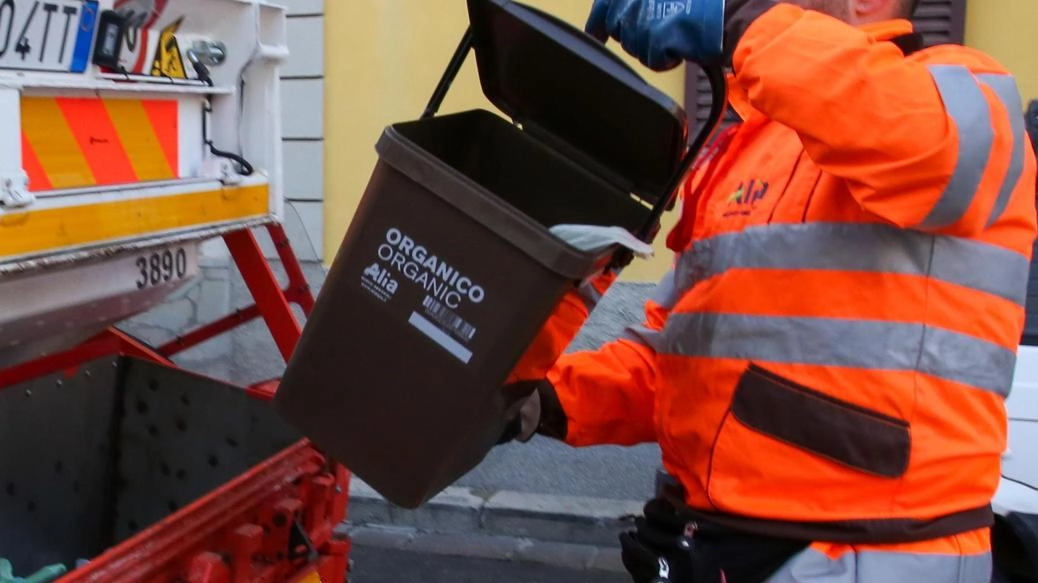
136,247,188,290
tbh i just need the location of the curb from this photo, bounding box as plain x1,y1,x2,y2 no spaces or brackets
344,479,643,551
338,525,629,574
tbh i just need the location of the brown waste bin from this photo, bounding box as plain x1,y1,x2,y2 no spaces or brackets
273,0,725,509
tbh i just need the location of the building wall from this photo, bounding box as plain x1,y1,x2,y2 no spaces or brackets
964,0,1038,104
319,3,1038,283
274,0,326,262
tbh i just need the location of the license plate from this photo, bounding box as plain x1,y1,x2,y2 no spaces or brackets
131,243,198,291
0,0,99,73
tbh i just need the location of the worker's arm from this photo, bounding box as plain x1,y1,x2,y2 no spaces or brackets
539,269,677,447
731,4,1026,236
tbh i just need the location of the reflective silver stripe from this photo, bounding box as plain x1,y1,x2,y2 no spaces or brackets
675,222,1029,305
621,324,666,352
766,547,991,583
978,73,1027,226
617,271,678,351
923,65,995,229
648,269,680,309
661,313,1016,396
933,234,1030,305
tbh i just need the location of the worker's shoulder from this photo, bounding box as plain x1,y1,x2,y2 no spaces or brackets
912,42,1015,77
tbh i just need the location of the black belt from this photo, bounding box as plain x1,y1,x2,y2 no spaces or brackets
620,494,809,583
657,481,993,546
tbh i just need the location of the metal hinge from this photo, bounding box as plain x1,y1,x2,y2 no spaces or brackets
188,40,227,67
0,171,33,209
199,158,245,185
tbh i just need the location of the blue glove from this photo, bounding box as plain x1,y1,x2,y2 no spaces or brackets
585,0,725,71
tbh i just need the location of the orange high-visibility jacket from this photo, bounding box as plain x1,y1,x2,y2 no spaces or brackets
547,4,1038,545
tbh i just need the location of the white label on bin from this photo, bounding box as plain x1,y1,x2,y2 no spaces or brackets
409,311,473,364
422,296,477,342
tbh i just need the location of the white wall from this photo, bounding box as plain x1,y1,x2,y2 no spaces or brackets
271,0,325,262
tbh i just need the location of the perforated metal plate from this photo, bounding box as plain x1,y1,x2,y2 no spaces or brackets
1,356,303,573
0,358,121,573
113,359,300,543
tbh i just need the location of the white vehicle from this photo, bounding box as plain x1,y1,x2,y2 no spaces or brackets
995,345,1038,582
990,99,1038,583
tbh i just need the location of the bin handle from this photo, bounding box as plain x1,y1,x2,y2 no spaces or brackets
603,63,727,271
422,27,475,120
636,63,728,243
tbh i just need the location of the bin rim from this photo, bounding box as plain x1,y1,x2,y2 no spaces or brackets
376,114,619,282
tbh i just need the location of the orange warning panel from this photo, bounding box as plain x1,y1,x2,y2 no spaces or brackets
21,97,180,191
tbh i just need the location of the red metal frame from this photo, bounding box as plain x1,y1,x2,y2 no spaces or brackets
269,223,317,315
0,224,315,390
157,304,263,358
0,223,351,583
0,328,173,389
158,225,315,359
223,228,302,363
61,441,350,583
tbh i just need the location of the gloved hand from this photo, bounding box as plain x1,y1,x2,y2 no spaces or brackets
584,0,779,70
585,0,725,70
497,380,568,445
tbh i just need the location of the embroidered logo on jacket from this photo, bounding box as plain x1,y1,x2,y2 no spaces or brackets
723,179,770,217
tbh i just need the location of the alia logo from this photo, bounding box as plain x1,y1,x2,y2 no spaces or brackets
363,263,398,295
724,179,770,217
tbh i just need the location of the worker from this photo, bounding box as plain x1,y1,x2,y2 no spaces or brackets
499,0,1038,582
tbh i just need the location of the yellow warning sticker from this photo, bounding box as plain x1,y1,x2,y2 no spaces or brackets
151,17,186,79
297,572,324,583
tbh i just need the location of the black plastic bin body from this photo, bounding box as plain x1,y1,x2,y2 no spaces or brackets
273,0,705,509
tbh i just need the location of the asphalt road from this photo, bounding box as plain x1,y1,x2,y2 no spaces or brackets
349,545,631,583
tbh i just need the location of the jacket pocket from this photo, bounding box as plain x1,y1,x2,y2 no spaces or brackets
730,364,910,479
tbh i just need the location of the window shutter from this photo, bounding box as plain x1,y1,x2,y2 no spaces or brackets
683,0,968,130
914,0,967,46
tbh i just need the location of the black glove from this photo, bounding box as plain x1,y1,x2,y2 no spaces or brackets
583,0,780,71
497,380,568,445
723,0,779,67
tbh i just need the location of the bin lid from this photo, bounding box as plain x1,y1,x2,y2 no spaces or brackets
466,0,690,206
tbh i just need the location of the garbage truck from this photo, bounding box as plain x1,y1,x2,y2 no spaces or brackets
0,1,350,581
